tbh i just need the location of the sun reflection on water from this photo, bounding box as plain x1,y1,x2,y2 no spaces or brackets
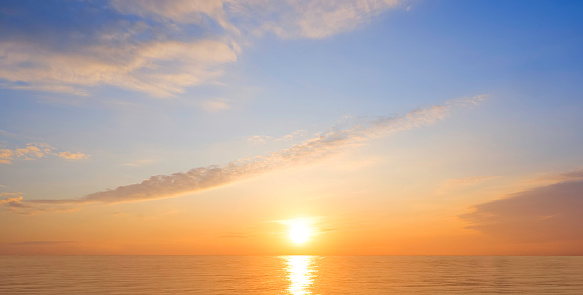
284,255,316,295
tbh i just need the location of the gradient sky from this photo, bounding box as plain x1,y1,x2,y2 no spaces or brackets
1,0,583,255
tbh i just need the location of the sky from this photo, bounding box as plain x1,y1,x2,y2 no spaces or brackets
1,0,583,255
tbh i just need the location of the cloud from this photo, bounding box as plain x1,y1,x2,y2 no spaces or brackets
0,192,22,197
3,95,486,214
111,0,405,39
0,38,238,97
276,130,308,141
461,172,583,243
247,135,271,144
0,194,76,215
111,0,239,34
111,0,223,22
0,194,28,211
229,0,403,39
0,149,13,164
0,143,88,164
0,0,406,97
58,152,89,160
14,145,44,159
201,98,231,112
247,129,308,144
0,0,238,97
0,129,17,137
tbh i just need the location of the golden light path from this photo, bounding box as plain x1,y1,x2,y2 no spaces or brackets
285,256,316,295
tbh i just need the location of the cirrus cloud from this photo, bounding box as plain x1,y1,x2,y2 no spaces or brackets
3,95,486,214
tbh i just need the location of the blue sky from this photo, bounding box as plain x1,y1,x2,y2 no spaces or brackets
1,0,583,254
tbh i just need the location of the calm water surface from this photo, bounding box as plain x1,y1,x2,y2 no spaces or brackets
1,256,582,294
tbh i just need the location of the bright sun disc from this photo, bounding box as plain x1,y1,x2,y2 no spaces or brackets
290,224,310,243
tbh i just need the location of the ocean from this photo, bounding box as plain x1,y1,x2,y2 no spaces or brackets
1,255,582,294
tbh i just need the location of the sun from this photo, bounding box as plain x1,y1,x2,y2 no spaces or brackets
289,223,310,244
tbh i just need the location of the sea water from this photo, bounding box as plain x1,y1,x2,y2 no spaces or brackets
1,255,582,294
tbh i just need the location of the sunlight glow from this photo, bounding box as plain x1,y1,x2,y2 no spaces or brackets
290,223,310,243
285,256,316,295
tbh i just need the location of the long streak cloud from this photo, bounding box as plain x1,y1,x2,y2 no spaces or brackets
3,95,486,213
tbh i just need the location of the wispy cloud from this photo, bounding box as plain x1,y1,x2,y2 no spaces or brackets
111,0,405,39
0,0,407,97
0,129,17,137
461,169,583,243
111,0,239,34
0,38,238,97
58,152,89,160
247,129,308,144
0,193,27,211
0,143,88,164
201,98,231,112
229,0,404,39
2,95,486,214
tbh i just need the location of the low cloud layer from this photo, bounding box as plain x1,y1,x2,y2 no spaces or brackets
461,169,583,243
0,0,406,97
2,95,486,214
0,143,88,164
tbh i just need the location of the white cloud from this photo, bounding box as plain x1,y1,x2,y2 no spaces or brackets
111,0,240,34
0,38,238,97
229,0,403,39
0,143,89,164
4,95,486,213
0,0,407,97
111,0,404,39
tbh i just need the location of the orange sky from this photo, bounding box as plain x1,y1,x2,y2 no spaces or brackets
2,0,583,256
